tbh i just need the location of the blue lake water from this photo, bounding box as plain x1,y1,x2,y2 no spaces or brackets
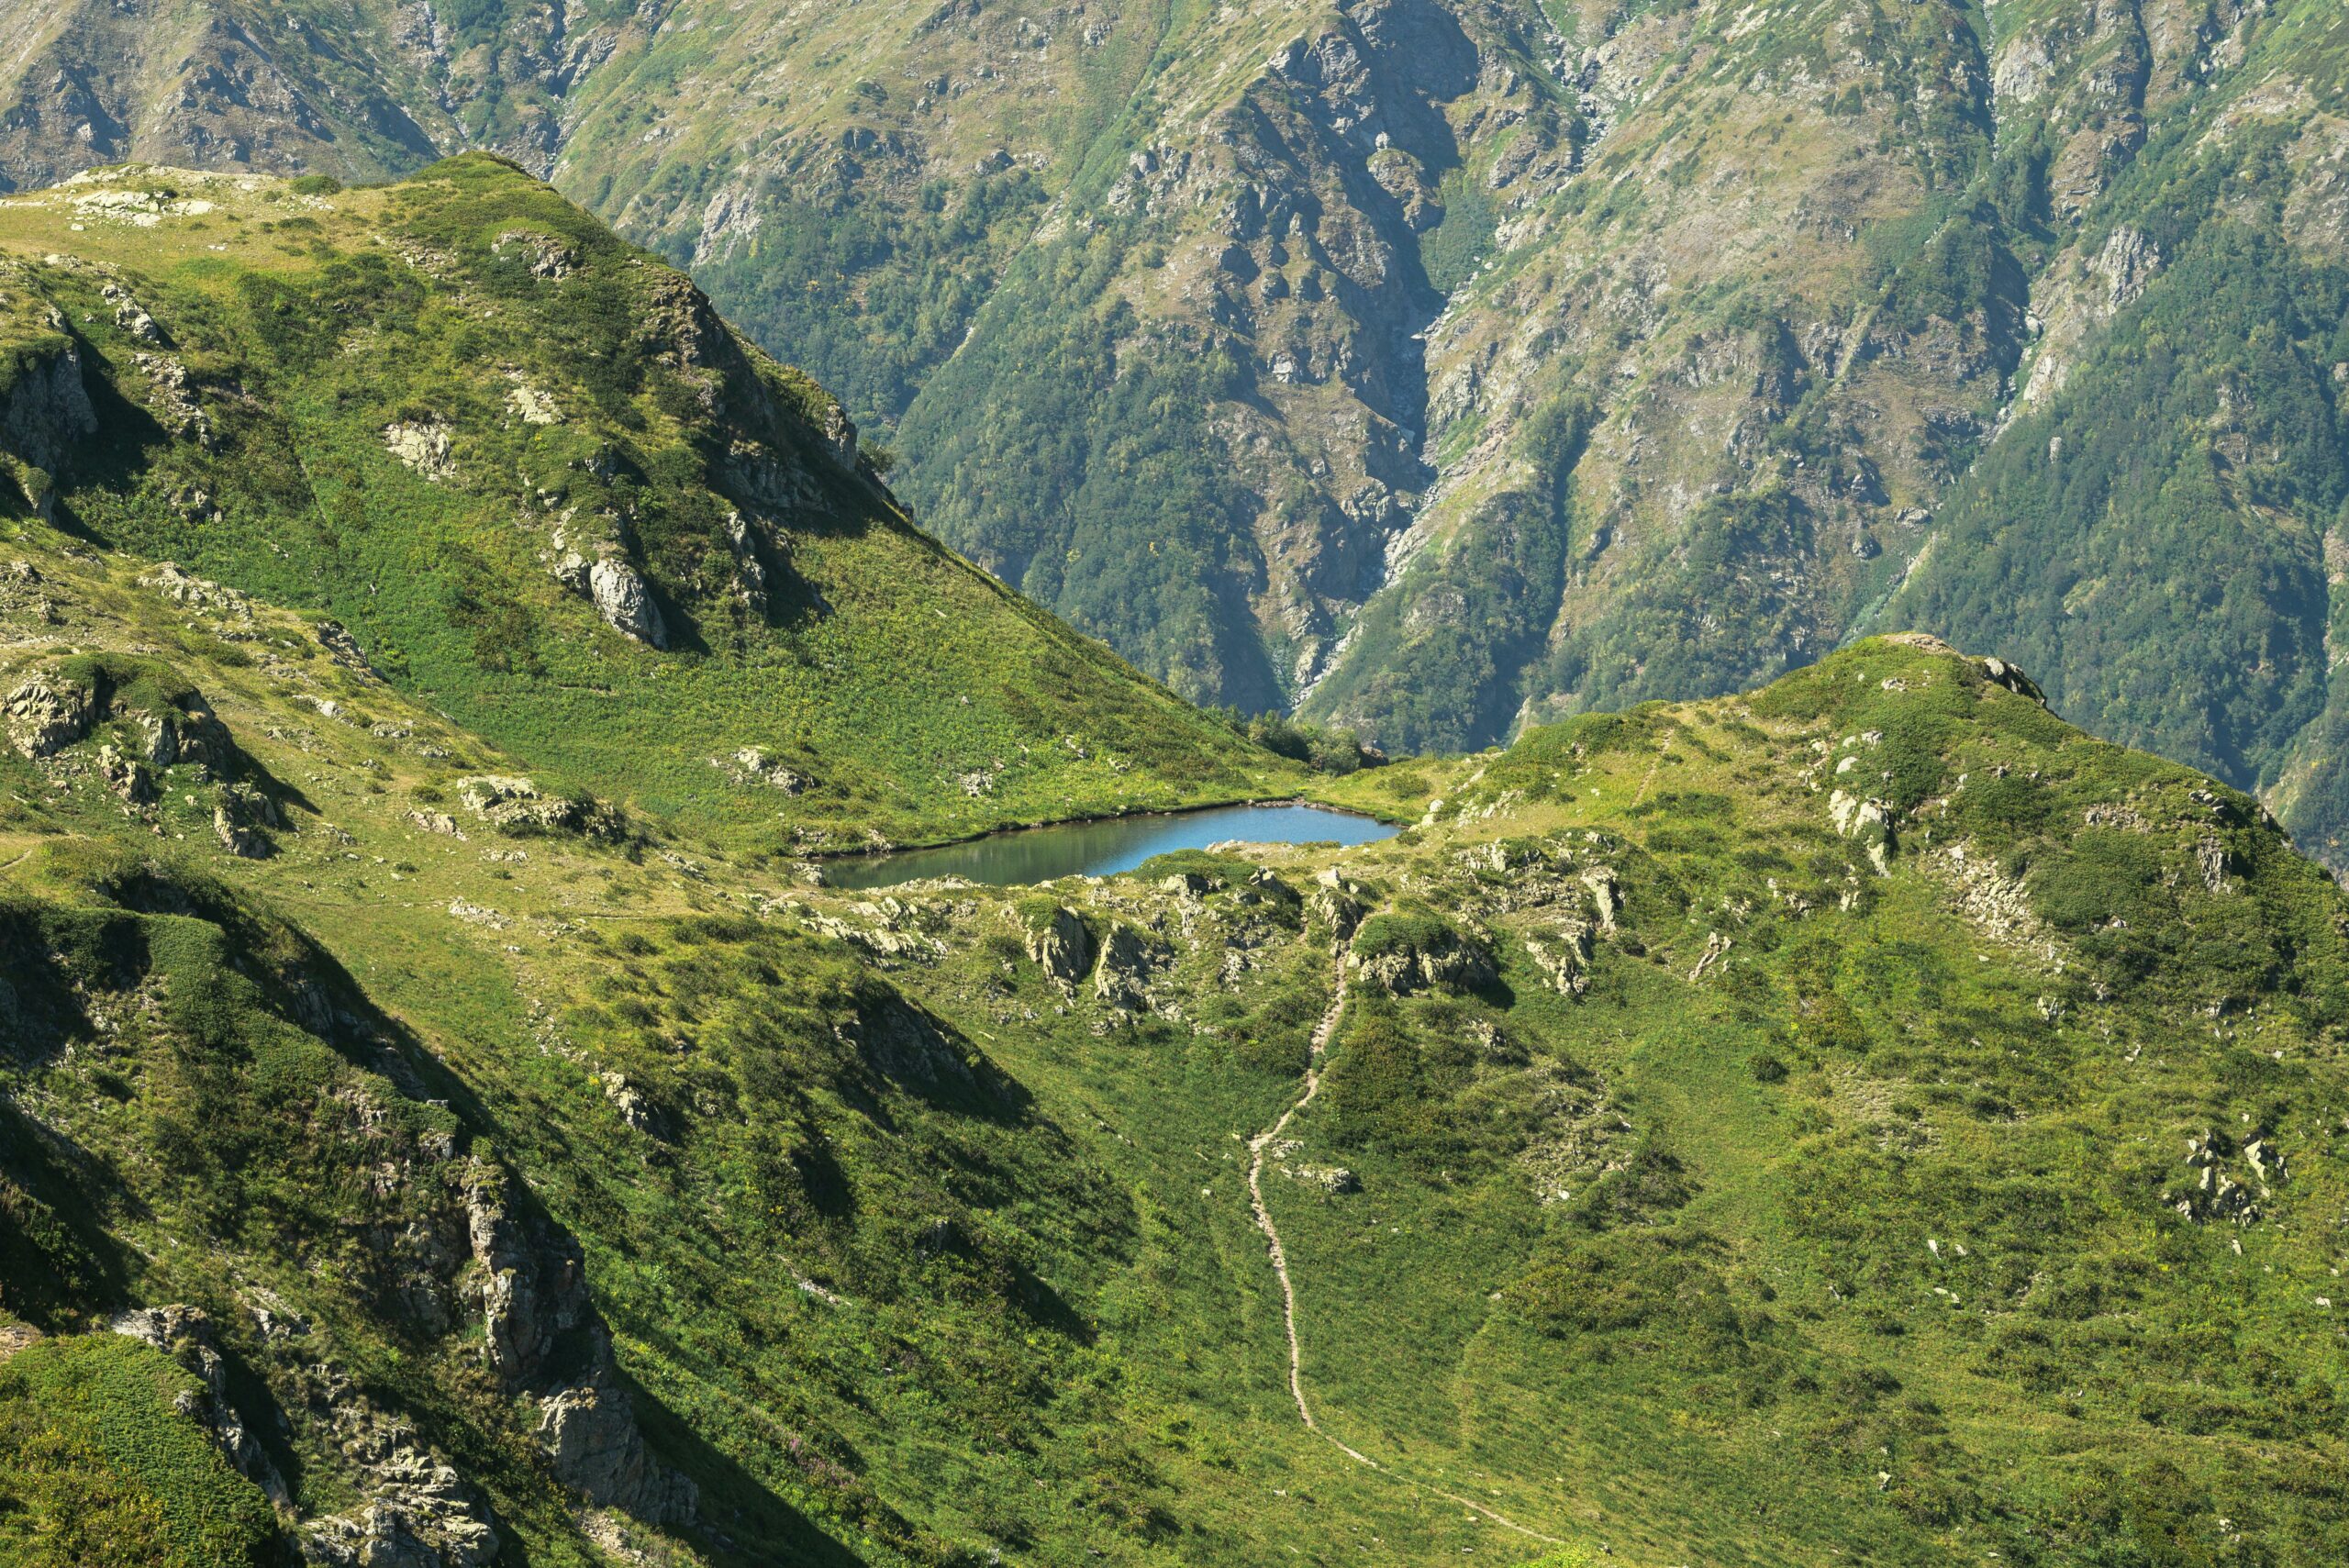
819,802,1398,890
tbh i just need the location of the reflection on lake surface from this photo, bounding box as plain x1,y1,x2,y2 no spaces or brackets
820,802,1398,890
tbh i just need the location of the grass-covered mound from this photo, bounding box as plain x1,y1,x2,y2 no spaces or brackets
0,1334,276,1568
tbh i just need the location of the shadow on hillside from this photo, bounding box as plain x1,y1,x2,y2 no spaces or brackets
0,1097,139,1328
847,988,1032,1129
618,1363,871,1568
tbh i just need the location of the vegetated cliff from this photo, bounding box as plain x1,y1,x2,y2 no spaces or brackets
7,529,2349,1565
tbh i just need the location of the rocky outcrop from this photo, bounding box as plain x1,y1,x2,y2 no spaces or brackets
4,668,95,756
464,1164,696,1524
96,741,154,803
1092,922,1158,1011
1020,903,1092,986
108,1305,291,1509
384,420,454,480
1524,916,1595,997
454,775,625,840
0,324,97,495
716,745,810,793
214,782,279,857
1347,916,1495,995
723,510,772,614
1830,789,1896,876
1307,869,1365,938
6,655,232,776
301,1434,500,1568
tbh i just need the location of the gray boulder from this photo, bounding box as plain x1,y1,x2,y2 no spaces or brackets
588,558,667,648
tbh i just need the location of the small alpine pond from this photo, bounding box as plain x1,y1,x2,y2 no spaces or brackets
820,802,1397,889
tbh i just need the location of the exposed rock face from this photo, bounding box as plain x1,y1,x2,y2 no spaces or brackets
536,1367,686,1515
1021,904,1092,986
718,745,810,793
1347,920,1495,995
1977,656,2044,703
6,656,232,780
384,420,455,480
96,741,153,802
588,558,666,648
819,402,859,470
1307,869,1365,938
302,1442,501,1568
1092,922,1157,1011
316,620,378,677
139,561,249,616
213,782,279,857
1830,789,1896,876
723,510,771,613
1524,916,1595,997
4,669,95,757
0,330,97,489
1582,867,1620,932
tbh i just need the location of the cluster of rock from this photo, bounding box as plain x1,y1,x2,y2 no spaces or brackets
4,652,273,847
546,521,667,648
1522,865,1621,998
214,780,281,857
454,775,625,840
1284,1162,1361,1195
383,420,456,481
802,895,946,961
714,744,810,794
1307,868,1366,938
2168,1129,2287,1225
1829,785,1896,877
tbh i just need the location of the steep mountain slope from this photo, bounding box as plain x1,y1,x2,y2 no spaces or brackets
1876,0,2349,863
0,156,1295,854
6,1,2349,870
8,512,2349,1567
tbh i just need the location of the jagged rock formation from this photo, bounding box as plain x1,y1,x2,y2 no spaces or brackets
465,1163,697,1523
1019,901,1094,987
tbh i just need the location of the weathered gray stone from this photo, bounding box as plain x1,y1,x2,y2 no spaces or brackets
588,558,666,647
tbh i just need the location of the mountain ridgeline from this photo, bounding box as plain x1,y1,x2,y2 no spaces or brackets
6,0,2347,869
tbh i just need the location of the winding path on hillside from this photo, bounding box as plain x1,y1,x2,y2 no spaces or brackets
1243,941,1567,1549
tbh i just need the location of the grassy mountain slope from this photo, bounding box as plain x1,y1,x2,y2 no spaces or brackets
0,156,1295,855
6,464,2349,1566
